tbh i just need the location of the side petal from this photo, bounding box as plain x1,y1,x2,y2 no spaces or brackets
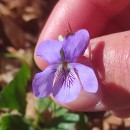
52,64,81,103
72,63,98,93
63,29,89,62
32,64,57,97
36,40,62,64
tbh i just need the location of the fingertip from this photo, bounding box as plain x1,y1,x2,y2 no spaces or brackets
34,0,130,70
51,88,105,112
37,0,130,43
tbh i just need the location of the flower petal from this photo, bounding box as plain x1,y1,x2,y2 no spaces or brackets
62,29,90,62
36,40,63,64
52,64,81,103
72,63,98,93
32,64,57,97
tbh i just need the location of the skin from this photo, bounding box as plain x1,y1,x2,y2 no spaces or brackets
34,0,130,118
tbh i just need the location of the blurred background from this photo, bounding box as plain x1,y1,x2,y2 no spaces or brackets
0,0,130,130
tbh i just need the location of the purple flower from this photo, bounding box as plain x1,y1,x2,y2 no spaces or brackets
32,29,98,103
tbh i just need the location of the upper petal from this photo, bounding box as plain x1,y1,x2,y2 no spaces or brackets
62,29,90,62
36,40,63,64
72,63,98,93
32,64,57,97
52,64,81,103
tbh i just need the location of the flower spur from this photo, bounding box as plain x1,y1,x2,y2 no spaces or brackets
32,29,98,103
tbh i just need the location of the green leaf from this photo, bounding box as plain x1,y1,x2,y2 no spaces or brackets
54,107,68,117
75,113,90,130
63,113,79,122
45,113,79,130
48,102,68,117
5,53,19,59
0,63,31,114
0,114,34,130
36,97,52,113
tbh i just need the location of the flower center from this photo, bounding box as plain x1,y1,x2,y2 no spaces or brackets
53,63,77,88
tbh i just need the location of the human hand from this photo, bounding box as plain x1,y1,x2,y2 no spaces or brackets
34,0,130,118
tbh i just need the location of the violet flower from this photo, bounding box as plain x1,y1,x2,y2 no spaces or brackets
32,29,98,103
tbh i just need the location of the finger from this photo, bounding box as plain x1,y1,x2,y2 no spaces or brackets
104,4,130,34
35,0,130,70
52,31,130,112
90,31,130,111
38,0,130,40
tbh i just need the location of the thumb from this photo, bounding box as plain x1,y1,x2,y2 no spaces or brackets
54,31,130,113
